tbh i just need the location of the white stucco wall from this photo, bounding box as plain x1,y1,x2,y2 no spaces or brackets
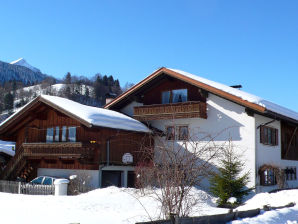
37,168,100,189
255,114,298,192
148,93,257,190
119,93,298,193
121,101,143,116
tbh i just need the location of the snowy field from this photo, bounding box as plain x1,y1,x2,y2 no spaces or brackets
1,187,298,224
0,187,225,224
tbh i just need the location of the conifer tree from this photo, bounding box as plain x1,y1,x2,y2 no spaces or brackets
210,142,253,206
4,92,14,112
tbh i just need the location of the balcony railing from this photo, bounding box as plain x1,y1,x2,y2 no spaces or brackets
133,101,207,121
22,142,94,159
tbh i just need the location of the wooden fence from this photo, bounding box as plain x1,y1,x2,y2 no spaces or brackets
0,180,55,195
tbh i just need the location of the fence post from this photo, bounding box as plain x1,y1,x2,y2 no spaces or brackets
18,182,21,194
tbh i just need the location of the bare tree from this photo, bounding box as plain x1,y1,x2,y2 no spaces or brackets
135,126,225,218
68,172,92,195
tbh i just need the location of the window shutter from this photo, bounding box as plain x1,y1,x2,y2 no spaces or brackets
275,129,278,145
260,126,264,144
260,171,264,185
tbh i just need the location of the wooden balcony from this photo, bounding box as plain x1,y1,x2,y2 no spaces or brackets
133,101,207,121
22,142,95,159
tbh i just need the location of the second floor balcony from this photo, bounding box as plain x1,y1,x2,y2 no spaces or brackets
133,101,207,121
22,142,95,159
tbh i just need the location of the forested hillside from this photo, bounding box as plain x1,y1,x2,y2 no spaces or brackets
0,72,124,122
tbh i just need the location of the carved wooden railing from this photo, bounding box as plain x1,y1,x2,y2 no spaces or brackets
22,142,94,159
0,142,95,180
134,101,207,121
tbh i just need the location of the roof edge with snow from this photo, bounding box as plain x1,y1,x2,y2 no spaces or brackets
0,95,151,134
104,67,298,123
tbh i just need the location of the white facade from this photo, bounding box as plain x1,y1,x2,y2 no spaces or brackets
255,114,298,192
120,93,298,192
37,168,100,189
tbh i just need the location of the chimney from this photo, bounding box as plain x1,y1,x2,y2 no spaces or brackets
230,85,242,90
105,92,117,105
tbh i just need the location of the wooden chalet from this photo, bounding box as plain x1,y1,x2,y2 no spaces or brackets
0,95,152,188
105,67,298,161
105,67,298,192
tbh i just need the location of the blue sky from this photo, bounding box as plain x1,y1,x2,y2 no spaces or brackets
0,0,298,111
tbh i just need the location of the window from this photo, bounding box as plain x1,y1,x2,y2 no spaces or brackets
260,168,276,186
285,167,297,181
178,126,189,140
172,89,187,103
68,127,76,142
165,125,189,141
46,128,54,142
31,176,44,185
54,126,60,142
62,126,67,142
260,126,278,146
162,91,171,104
166,126,175,140
46,126,76,142
161,89,188,104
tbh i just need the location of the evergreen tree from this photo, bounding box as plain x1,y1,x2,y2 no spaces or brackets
85,87,90,98
114,79,120,87
64,86,71,99
64,72,72,84
210,142,253,206
102,75,108,86
4,92,14,111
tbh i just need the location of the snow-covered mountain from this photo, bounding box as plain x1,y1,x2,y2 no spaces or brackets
0,58,46,84
10,58,41,73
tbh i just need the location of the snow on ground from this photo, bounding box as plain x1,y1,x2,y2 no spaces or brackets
0,187,227,224
229,208,298,224
2,186,298,224
229,189,298,224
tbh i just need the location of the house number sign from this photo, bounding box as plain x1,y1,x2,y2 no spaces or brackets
122,153,133,164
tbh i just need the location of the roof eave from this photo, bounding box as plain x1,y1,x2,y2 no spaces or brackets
39,96,92,128
104,67,266,114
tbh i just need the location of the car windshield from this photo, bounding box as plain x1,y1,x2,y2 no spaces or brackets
43,177,54,185
31,176,44,184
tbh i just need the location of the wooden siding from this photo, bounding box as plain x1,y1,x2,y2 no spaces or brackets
143,77,206,105
281,121,298,160
1,102,152,180
105,68,266,115
134,101,207,121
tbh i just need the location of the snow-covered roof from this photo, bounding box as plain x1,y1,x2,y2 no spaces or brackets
105,67,298,123
0,140,15,156
0,95,151,133
168,68,298,122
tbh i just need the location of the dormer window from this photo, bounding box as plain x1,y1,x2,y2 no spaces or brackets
162,89,188,104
